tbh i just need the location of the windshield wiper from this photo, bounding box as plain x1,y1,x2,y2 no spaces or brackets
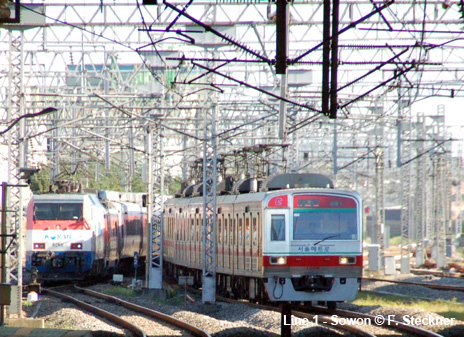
313,234,340,246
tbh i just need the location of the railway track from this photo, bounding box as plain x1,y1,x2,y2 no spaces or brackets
303,305,445,337
184,285,447,337
213,295,376,337
43,285,211,337
363,277,464,292
185,286,412,337
409,268,464,279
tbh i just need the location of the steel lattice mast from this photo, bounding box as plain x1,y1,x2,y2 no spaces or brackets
202,101,218,303
374,147,385,267
4,28,24,318
146,122,164,289
414,114,426,266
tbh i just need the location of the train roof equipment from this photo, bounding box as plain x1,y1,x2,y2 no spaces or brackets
177,173,334,198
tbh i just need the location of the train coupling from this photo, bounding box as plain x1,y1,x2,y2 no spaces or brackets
291,275,334,292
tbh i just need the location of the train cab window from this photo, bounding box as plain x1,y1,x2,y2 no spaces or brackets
293,211,357,240
271,214,286,241
34,202,83,221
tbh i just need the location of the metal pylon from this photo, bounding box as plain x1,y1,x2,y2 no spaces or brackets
202,102,217,304
146,122,164,289
5,29,24,317
433,156,447,268
287,130,299,173
457,154,463,236
400,159,412,273
374,147,385,268
398,95,412,274
414,115,426,266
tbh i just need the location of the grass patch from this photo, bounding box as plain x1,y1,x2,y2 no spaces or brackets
355,291,464,321
160,294,188,306
22,301,34,307
102,286,140,298
388,236,402,246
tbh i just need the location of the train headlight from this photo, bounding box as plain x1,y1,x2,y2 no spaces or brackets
270,256,287,265
33,243,45,249
71,243,83,250
339,256,356,265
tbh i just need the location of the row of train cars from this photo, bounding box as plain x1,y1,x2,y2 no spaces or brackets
26,173,363,304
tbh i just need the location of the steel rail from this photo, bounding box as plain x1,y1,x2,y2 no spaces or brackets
291,310,376,337
364,277,464,292
186,287,377,337
334,308,444,337
75,286,211,337
304,305,444,337
409,268,464,279
43,287,147,337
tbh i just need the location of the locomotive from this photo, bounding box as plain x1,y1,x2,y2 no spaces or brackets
26,191,147,281
26,173,362,306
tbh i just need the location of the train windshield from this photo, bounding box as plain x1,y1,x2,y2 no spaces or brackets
34,202,83,221
293,211,357,240
292,195,358,241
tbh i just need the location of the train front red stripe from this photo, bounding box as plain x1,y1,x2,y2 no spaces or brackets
263,255,363,267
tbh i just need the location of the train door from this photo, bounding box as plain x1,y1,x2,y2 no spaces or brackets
237,215,243,273
264,209,290,255
195,215,200,267
187,215,195,265
231,216,236,274
251,214,259,272
245,214,251,270
218,215,223,270
104,212,110,261
224,216,229,270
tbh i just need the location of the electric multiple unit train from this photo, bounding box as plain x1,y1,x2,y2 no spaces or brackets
26,173,362,305
163,173,363,304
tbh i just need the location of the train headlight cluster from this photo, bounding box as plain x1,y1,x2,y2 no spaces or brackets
71,243,83,250
339,256,356,265
270,256,287,265
33,243,45,249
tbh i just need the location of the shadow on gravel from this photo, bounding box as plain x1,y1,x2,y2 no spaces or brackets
212,327,279,337
90,332,124,337
212,326,346,337
292,326,346,337
438,324,464,337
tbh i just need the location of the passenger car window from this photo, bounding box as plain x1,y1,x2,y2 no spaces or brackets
271,214,285,241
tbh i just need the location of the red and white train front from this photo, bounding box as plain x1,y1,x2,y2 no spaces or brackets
263,190,362,302
26,194,106,281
